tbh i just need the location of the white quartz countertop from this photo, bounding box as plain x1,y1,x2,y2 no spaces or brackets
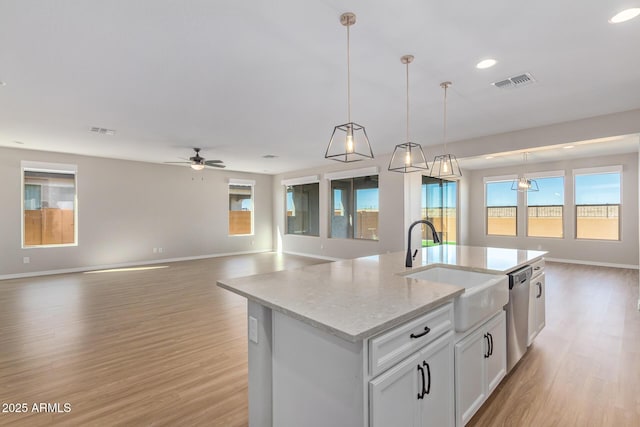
217,245,546,342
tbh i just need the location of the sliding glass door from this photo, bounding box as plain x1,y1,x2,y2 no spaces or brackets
422,176,457,245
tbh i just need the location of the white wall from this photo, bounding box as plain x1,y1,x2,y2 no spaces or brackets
0,147,273,276
465,153,639,267
272,153,407,260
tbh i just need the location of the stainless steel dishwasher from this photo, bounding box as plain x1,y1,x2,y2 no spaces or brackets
506,265,532,372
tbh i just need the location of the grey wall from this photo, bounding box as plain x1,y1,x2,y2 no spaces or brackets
0,147,273,276
273,154,406,260
465,153,639,267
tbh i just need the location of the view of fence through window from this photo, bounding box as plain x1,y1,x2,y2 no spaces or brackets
23,168,76,246
575,172,620,240
527,176,564,238
422,177,457,245
229,184,253,235
331,175,379,240
486,180,517,236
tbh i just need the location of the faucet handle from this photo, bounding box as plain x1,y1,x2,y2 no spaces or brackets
412,249,418,260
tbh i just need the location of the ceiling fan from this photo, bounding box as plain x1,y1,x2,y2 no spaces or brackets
165,148,226,170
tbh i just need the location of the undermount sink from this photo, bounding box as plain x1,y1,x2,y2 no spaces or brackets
405,267,509,332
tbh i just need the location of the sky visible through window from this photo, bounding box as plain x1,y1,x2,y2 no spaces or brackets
356,188,378,210
527,177,564,206
575,173,620,204
422,182,457,208
486,181,517,206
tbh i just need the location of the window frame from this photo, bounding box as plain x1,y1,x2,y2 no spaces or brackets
421,175,459,246
21,160,78,249
525,171,565,239
228,179,255,237
283,178,320,237
484,175,518,237
326,168,379,241
572,166,622,241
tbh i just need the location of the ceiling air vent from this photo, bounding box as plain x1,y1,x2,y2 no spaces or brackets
90,126,116,136
492,72,536,89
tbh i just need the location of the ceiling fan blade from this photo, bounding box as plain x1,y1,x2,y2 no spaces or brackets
164,161,191,164
204,160,224,165
206,163,226,168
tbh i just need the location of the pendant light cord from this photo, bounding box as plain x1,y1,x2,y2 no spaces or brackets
443,84,448,151
406,61,410,143
346,23,351,124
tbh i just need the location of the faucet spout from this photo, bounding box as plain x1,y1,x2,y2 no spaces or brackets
406,220,441,268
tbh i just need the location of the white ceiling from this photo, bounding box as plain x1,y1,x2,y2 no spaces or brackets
1,1,640,174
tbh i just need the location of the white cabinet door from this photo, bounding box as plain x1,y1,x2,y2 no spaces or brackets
370,351,421,427
528,272,546,345
485,311,506,395
419,331,455,427
454,328,487,427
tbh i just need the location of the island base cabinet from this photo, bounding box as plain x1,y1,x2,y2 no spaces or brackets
455,311,506,426
370,331,455,427
528,272,546,346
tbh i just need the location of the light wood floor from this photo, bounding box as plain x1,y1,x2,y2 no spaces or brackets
469,262,640,427
0,253,326,426
1,257,639,426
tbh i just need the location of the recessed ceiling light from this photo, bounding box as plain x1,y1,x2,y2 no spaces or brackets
13,140,24,145
0,81,6,87
476,59,497,69
262,154,279,159
485,156,494,159
609,8,640,23
563,145,575,149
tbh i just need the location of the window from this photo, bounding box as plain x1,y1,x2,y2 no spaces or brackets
486,179,517,236
527,175,564,238
422,176,457,245
286,183,319,236
574,168,621,240
330,175,378,240
229,180,254,235
22,162,77,247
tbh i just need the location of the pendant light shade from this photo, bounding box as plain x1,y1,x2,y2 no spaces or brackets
511,177,539,192
325,12,374,163
389,55,428,173
430,81,462,178
511,152,539,192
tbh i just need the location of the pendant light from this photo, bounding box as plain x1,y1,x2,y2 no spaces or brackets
325,12,374,163
388,55,428,173
511,152,539,192
430,82,462,178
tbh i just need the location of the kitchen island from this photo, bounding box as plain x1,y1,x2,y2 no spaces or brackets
217,245,546,427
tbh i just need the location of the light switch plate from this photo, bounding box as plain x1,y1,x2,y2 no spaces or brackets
249,316,258,343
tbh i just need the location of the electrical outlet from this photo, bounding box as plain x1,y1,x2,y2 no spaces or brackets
23,256,30,264
637,299,640,312
249,316,258,343
158,247,163,253
153,248,158,253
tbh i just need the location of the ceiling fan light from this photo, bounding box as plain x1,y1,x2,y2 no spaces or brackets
190,163,205,171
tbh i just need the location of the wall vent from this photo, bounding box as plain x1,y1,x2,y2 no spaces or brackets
492,73,536,89
90,126,116,136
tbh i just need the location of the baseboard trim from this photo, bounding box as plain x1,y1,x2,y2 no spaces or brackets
546,257,639,270
281,250,343,262
0,249,271,281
